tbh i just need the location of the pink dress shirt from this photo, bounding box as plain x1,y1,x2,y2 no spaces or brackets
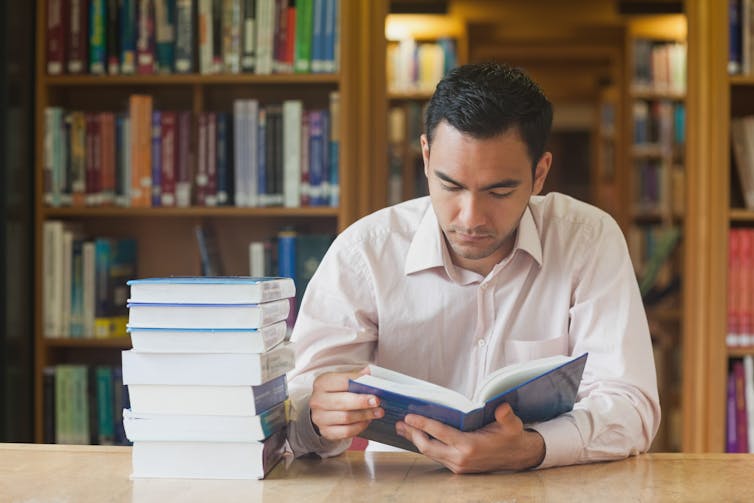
287,193,660,468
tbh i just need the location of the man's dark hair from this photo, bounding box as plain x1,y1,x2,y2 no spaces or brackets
424,62,553,170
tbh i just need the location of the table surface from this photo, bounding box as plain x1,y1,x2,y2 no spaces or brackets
1,443,753,502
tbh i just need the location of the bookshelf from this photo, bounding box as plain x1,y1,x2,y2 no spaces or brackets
680,0,736,452
623,15,687,452
383,13,468,206
33,0,384,443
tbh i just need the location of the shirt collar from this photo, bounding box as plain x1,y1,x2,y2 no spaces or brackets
404,200,543,277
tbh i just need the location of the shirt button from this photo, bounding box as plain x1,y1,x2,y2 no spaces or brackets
478,339,486,348
480,283,488,290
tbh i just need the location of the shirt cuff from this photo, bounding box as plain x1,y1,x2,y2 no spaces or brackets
528,415,583,469
287,397,351,458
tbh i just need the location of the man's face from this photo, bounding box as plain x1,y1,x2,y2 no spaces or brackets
421,121,551,276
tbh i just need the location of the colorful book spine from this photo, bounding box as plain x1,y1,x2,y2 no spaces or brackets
68,0,88,74
160,111,177,206
199,0,215,73
155,0,176,73
294,0,312,73
222,0,242,73
47,0,66,75
120,0,137,73
106,0,120,74
89,0,107,74
175,111,192,207
175,0,194,73
216,112,231,205
151,110,163,207
328,90,339,207
241,0,256,71
137,0,156,74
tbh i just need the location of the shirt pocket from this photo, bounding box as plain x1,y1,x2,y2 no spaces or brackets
504,333,569,363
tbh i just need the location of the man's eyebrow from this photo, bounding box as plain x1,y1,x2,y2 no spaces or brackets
434,170,521,191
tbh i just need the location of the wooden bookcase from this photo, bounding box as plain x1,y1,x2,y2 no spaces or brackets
33,0,385,443
681,0,737,452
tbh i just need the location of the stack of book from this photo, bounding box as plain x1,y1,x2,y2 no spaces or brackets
121,276,296,479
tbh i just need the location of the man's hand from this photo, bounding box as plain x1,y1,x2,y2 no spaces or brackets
395,402,545,474
309,368,385,441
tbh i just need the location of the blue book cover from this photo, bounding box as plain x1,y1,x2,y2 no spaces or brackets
348,353,588,452
151,111,162,206
120,0,137,73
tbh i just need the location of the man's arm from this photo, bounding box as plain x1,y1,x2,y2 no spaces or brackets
286,236,380,457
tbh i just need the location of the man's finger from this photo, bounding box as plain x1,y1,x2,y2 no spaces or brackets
313,367,370,392
494,402,523,430
403,413,462,446
310,390,380,412
312,406,384,428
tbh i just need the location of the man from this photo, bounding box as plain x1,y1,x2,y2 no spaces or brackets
286,62,660,473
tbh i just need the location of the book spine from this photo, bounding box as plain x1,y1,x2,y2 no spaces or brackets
293,0,311,73
205,112,218,206
68,0,89,74
160,111,177,206
106,0,120,74
282,100,301,207
212,0,224,71
174,0,194,73
735,360,750,452
120,0,137,73
175,111,192,207
96,366,115,444
299,110,310,206
69,112,86,206
215,112,230,205
100,112,116,205
308,109,324,205
198,0,214,73
254,0,272,74
47,0,66,75
222,0,242,73
272,0,286,72
241,0,256,71
82,241,95,337
154,0,176,73
137,0,156,74
93,238,111,338
195,112,208,206
328,90,339,207
151,110,163,207
89,0,107,74
257,107,267,205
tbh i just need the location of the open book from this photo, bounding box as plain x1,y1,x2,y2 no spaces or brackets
348,353,587,452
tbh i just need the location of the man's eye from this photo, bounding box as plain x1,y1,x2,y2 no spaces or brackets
441,184,462,192
490,191,514,199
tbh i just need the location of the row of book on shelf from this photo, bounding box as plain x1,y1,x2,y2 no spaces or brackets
631,38,686,94
628,225,682,300
46,0,339,76
44,92,339,209
123,276,296,478
631,160,685,217
632,100,685,147
727,228,754,348
728,356,754,453
42,220,136,339
43,220,333,339
387,102,427,205
386,37,457,94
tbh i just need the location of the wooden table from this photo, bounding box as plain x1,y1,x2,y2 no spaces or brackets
1,443,753,502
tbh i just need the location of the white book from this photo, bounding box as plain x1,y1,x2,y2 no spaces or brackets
128,320,286,353
233,99,248,206
43,221,64,337
245,99,259,207
199,0,214,74
61,229,75,338
131,429,286,479
254,0,273,74
123,399,288,442
122,342,295,386
128,276,294,304
249,241,266,276
127,298,290,329
745,355,754,452
283,100,302,208
127,373,288,416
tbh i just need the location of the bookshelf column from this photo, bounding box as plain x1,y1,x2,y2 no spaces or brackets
682,0,730,452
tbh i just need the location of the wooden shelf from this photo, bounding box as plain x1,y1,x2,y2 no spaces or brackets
630,86,686,100
387,90,435,101
728,347,754,358
42,206,340,218
42,337,132,349
730,75,754,86
44,73,340,86
729,208,754,221
631,144,670,158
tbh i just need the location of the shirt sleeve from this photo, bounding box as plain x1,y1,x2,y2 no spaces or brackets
529,215,661,468
286,235,379,458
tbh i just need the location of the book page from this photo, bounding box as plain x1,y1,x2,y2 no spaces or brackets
360,366,476,411
473,354,574,403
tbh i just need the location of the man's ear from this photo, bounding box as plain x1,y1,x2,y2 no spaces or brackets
532,152,552,195
420,134,430,178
